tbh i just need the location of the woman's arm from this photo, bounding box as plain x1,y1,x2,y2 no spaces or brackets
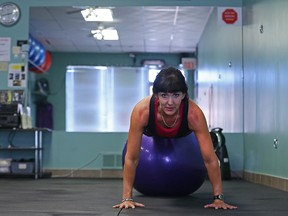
113,96,150,209
122,115,144,200
187,100,237,209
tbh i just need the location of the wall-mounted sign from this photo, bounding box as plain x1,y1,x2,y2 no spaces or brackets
218,7,242,26
181,58,196,70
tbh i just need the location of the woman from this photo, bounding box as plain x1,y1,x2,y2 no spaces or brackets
113,67,237,210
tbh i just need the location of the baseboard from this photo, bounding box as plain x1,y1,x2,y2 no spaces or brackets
230,170,244,179
44,169,287,192
244,171,288,192
44,169,123,179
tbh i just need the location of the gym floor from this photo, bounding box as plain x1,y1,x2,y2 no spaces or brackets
0,178,287,216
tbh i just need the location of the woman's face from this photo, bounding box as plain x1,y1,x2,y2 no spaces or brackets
157,92,185,115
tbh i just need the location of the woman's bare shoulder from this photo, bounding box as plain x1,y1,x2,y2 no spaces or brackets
188,99,202,113
131,96,152,125
187,99,206,129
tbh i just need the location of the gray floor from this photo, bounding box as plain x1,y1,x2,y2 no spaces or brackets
0,178,287,216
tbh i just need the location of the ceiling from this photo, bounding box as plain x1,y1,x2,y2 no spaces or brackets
29,6,213,54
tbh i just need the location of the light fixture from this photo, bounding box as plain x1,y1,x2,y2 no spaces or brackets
81,8,113,22
91,29,119,40
91,29,103,40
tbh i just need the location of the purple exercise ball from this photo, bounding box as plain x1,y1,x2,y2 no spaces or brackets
122,133,207,196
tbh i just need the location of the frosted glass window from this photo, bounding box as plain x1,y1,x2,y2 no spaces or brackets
148,69,160,83
66,66,149,132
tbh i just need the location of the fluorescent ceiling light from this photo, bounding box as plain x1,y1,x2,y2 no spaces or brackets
91,29,119,40
102,29,119,40
81,8,113,22
92,30,103,40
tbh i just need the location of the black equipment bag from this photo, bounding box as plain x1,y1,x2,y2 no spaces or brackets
210,127,231,180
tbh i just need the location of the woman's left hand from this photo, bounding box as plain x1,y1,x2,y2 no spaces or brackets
204,199,237,210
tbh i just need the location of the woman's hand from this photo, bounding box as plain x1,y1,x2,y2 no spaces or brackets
113,200,145,209
204,199,237,210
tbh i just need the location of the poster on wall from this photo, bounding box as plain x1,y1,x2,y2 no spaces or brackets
0,37,11,61
8,63,27,87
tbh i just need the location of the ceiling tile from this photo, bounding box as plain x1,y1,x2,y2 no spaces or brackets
30,6,212,53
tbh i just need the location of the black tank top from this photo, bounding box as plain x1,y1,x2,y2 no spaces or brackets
143,96,192,138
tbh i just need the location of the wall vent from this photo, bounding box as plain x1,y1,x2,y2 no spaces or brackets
102,153,122,169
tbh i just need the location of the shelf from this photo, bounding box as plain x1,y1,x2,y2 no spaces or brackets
0,128,48,179
0,174,36,179
0,147,43,150
0,128,52,132
0,172,52,179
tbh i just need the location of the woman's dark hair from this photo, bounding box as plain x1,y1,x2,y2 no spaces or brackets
152,67,188,99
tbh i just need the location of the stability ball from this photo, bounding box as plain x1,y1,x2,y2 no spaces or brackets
122,133,207,196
